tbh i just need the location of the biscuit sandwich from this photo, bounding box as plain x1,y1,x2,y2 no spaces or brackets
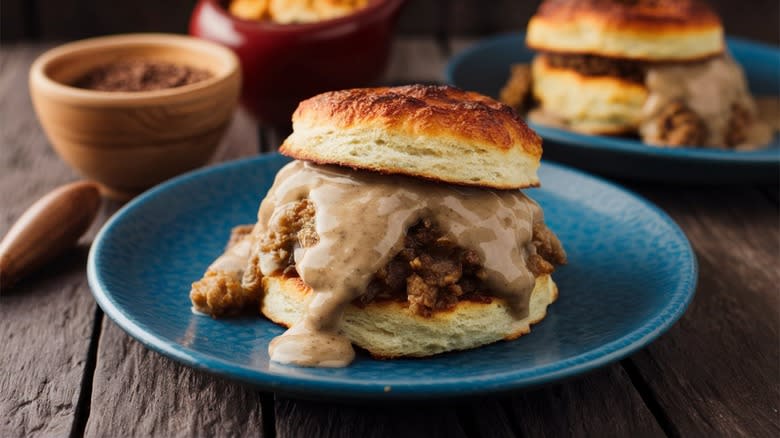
522,0,771,147
191,84,566,367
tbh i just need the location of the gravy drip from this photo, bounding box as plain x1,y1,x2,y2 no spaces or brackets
641,54,772,148
254,161,545,367
209,235,253,275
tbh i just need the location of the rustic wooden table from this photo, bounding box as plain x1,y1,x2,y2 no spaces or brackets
2,38,778,438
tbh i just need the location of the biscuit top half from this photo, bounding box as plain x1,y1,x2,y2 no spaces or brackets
526,0,724,61
279,85,543,190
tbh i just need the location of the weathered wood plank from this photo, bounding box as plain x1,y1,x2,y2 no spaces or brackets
273,365,664,438
507,365,665,437
0,248,95,438
84,320,267,437
274,397,468,438
0,44,99,438
625,187,780,437
454,398,517,438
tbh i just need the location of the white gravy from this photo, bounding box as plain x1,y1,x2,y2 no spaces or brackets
253,161,547,367
641,55,772,148
528,55,775,149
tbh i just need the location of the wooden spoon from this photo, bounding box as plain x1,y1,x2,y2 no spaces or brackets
0,181,102,291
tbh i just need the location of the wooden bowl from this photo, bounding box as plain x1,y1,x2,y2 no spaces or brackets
29,33,241,200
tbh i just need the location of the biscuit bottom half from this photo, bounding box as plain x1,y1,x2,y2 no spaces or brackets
260,273,558,359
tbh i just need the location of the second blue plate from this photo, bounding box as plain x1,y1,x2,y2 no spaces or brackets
446,33,780,183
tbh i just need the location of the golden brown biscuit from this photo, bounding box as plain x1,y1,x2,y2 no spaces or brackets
279,84,543,189
526,0,724,61
261,273,558,358
531,55,648,134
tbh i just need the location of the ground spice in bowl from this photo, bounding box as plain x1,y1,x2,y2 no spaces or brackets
72,59,212,92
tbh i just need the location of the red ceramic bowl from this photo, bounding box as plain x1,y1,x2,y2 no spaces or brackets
190,0,406,125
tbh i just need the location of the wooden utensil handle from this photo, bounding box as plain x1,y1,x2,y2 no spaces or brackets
0,181,102,291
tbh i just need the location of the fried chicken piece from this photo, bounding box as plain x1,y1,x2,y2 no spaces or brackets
726,103,752,147
190,225,261,317
499,64,533,112
654,101,707,147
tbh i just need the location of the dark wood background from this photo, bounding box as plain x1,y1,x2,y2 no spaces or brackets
2,0,779,43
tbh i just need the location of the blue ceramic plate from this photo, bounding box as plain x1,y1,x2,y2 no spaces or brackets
88,154,696,399
446,34,780,183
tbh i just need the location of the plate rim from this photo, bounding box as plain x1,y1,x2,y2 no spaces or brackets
444,32,780,165
87,154,698,399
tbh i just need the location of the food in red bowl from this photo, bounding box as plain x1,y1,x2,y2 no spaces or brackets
190,0,406,125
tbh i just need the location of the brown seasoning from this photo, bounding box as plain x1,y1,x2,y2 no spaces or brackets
73,59,212,92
